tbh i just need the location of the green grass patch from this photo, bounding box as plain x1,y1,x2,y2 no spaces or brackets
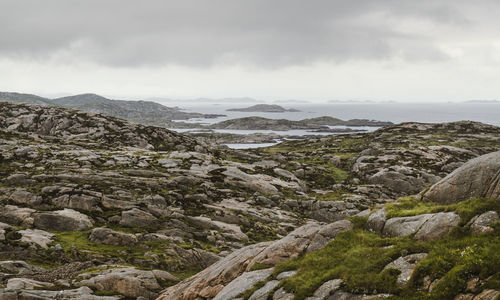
385,197,500,224
274,229,429,299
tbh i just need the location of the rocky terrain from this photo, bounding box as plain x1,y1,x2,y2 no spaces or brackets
0,101,499,299
227,105,300,113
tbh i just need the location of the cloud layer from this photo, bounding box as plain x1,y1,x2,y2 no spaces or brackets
1,0,490,67
1,1,500,101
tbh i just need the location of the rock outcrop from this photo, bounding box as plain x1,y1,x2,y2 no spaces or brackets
422,151,500,204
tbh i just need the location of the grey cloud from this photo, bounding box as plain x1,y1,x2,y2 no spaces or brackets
0,0,492,67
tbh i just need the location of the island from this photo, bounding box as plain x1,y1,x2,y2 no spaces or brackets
227,104,300,112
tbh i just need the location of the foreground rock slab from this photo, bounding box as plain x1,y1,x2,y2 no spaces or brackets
422,151,500,204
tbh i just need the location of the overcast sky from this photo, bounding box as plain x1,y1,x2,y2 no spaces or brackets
1,0,500,102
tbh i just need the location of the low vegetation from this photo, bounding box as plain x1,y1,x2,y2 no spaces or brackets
272,198,500,300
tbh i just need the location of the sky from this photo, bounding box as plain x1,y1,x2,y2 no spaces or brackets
1,0,500,102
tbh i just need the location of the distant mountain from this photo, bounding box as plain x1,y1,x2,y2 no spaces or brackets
0,92,53,106
51,93,226,125
0,92,224,127
227,104,300,112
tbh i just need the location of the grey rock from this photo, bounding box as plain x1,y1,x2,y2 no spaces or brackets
382,214,433,238
6,278,54,290
276,270,297,280
366,209,386,234
368,170,427,194
0,205,35,226
0,261,41,276
10,189,42,206
33,209,94,231
52,194,101,211
470,211,499,234
89,228,138,245
414,212,460,241
17,229,55,249
76,267,166,299
119,208,159,227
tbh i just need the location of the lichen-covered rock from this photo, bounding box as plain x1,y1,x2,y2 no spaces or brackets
89,227,138,245
119,208,159,227
469,211,499,234
414,212,460,241
17,229,55,249
382,214,433,238
366,208,386,234
33,209,94,231
75,267,171,299
6,278,54,290
422,151,500,204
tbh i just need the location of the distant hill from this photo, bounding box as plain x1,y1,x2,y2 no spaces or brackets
52,93,224,125
0,92,53,106
0,92,224,127
227,104,300,112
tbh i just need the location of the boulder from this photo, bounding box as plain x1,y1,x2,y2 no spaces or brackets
52,194,101,211
470,211,499,234
76,267,168,299
382,214,433,238
119,208,159,227
0,205,35,226
422,151,500,204
188,216,248,242
33,209,94,231
6,278,54,290
0,261,41,276
414,212,460,241
368,170,427,194
366,208,386,234
9,189,42,206
17,229,55,249
89,227,138,245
